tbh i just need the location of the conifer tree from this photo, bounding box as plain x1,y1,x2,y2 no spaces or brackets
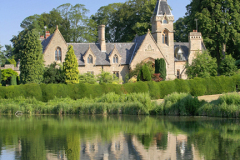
155,58,160,73
20,29,44,84
159,58,166,80
11,75,17,85
137,64,151,81
63,45,79,84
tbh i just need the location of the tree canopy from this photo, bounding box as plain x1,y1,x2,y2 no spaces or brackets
186,51,218,79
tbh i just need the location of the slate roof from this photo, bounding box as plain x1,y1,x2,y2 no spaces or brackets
129,34,146,64
174,42,189,61
153,0,172,16
41,34,54,53
68,43,135,66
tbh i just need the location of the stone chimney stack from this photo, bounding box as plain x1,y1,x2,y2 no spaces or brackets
98,25,106,52
45,31,50,39
188,30,203,64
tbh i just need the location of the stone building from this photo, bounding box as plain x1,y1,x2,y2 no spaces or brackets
40,0,205,81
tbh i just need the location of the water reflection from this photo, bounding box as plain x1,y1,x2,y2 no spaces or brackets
0,116,239,160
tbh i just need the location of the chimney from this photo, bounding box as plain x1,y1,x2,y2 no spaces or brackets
40,35,44,41
45,31,50,39
98,25,106,52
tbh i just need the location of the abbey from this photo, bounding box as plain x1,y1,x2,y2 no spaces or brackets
41,0,205,81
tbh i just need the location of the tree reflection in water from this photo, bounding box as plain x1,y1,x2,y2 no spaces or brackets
0,116,239,160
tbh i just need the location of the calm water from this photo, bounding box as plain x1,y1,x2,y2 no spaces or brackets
0,115,239,160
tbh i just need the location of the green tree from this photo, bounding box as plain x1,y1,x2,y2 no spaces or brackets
219,55,238,76
182,0,240,64
129,61,154,78
137,64,151,81
43,62,65,84
0,69,2,85
10,75,17,85
20,29,44,84
159,58,166,80
97,71,119,84
186,51,218,79
155,58,160,74
63,45,79,84
79,72,97,84
174,17,189,42
1,69,18,85
0,45,7,67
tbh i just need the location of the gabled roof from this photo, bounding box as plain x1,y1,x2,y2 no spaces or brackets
174,42,189,61
153,0,172,16
41,34,54,53
68,43,135,66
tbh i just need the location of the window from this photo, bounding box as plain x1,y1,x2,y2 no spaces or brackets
163,19,168,24
55,47,62,61
113,54,118,63
162,31,168,45
113,71,119,78
177,69,181,79
87,55,93,64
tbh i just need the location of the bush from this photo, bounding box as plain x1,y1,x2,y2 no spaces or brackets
174,79,190,93
146,81,161,99
159,58,166,80
137,64,151,81
11,75,17,85
159,81,176,98
219,55,237,76
189,77,206,96
123,81,149,94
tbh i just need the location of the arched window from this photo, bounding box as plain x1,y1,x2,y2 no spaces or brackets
87,55,93,64
113,55,118,63
163,19,168,24
55,47,62,61
162,31,168,45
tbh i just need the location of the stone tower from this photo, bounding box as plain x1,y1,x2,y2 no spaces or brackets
188,30,204,64
151,0,175,79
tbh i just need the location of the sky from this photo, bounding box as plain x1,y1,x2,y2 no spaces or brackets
0,0,191,49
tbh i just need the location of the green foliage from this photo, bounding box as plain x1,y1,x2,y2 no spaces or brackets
159,58,166,80
188,77,206,96
43,62,65,84
79,72,97,84
163,92,201,116
97,71,119,84
63,45,79,84
219,55,238,76
186,51,218,79
174,79,190,93
6,56,16,67
1,69,18,81
0,69,2,84
10,75,17,85
174,17,189,42
129,61,154,79
179,0,240,64
235,59,240,69
123,81,149,94
20,29,44,84
155,58,160,74
159,81,176,98
146,81,161,99
137,64,152,81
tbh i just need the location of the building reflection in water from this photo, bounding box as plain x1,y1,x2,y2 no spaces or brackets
11,133,204,160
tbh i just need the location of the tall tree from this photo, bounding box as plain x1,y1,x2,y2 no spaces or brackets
219,55,238,76
183,0,240,64
174,17,189,42
63,45,79,84
186,51,218,79
159,58,166,80
20,29,44,84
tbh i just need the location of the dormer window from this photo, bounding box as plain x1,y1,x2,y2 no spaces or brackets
163,19,168,24
113,54,118,63
87,55,93,64
55,47,62,61
162,31,168,45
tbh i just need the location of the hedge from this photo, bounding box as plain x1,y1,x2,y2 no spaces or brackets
0,75,238,101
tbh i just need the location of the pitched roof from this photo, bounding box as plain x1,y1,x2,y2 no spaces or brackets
153,0,172,16
41,34,54,53
129,34,146,64
174,42,189,61
68,43,135,66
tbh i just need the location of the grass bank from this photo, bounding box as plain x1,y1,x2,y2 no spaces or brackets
0,92,239,118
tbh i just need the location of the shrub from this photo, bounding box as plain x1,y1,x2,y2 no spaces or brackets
159,58,166,80
189,77,206,96
123,81,149,94
146,81,161,99
219,55,237,76
11,75,17,85
137,64,151,81
174,79,190,93
159,81,176,98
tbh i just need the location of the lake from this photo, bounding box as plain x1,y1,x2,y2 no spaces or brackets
0,115,239,160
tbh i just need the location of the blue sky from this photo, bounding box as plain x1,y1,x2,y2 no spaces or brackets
0,0,191,48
